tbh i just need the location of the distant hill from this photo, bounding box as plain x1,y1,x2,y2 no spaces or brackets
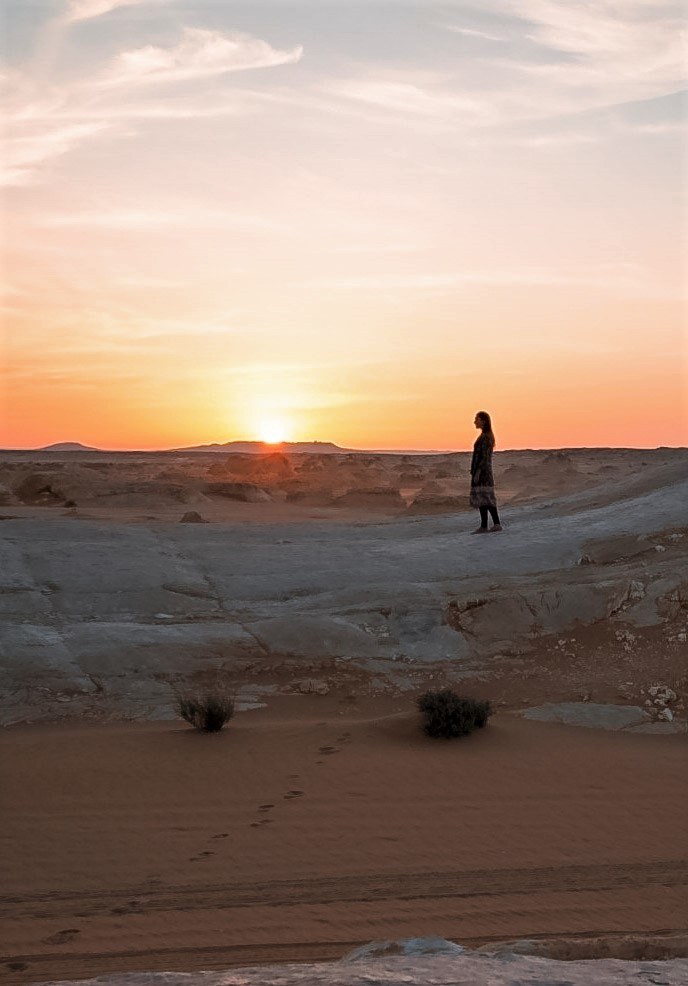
12,440,451,455
39,442,100,452
172,440,357,454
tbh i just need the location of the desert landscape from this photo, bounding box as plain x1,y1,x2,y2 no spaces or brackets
1,444,687,984
5,0,686,979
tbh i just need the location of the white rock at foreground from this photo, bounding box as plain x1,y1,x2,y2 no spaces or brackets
522,702,649,731
39,954,688,986
344,936,465,960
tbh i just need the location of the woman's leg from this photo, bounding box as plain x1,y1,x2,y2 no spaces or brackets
488,505,501,526
479,506,489,528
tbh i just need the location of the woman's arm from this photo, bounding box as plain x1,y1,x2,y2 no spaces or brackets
472,435,488,481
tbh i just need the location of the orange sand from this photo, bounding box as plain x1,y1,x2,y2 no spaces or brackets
1,700,686,983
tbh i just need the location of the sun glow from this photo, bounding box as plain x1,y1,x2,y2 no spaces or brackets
258,418,291,445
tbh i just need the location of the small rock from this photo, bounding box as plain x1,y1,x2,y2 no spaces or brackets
180,511,209,524
655,545,666,552
577,554,594,565
295,678,330,695
628,580,645,600
649,684,676,703
678,632,687,643
657,708,674,722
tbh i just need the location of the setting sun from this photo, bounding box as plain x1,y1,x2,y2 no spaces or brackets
258,418,291,445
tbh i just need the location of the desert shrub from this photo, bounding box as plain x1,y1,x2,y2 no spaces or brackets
418,688,492,738
177,692,235,732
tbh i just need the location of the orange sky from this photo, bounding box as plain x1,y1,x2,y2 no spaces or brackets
2,0,687,450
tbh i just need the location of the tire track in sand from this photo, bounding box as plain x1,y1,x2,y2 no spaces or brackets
1,858,685,920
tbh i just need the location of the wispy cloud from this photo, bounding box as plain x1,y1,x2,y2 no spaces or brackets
334,242,425,255
2,122,113,186
64,0,162,24
326,2,685,131
2,29,304,185
446,26,506,43
52,91,253,121
301,262,667,295
321,77,484,119
35,207,287,231
492,0,686,107
509,0,684,61
100,28,303,88
622,120,686,136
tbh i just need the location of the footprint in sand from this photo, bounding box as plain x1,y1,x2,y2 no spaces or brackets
318,745,339,756
250,819,274,828
189,851,215,861
257,804,274,813
210,833,228,840
111,899,144,915
43,929,80,945
284,790,304,799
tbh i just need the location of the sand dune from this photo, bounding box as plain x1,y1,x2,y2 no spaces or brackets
1,711,686,983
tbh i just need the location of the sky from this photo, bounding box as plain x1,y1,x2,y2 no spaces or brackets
2,0,687,450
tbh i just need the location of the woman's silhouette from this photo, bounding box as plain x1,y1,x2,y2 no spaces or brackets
470,411,502,533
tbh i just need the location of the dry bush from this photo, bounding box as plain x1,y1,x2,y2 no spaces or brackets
418,688,491,738
177,691,235,732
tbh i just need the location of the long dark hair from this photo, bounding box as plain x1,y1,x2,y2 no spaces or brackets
476,411,496,448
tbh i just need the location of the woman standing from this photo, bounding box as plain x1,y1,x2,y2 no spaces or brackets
469,411,502,533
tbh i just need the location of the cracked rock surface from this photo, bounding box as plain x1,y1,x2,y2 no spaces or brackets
1,448,687,725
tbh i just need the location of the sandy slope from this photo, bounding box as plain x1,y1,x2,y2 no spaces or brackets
1,707,686,983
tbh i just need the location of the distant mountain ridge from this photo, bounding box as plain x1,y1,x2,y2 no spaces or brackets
39,442,100,452
172,440,355,454
25,440,451,455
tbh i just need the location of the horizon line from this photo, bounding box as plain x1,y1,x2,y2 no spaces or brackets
1,441,686,454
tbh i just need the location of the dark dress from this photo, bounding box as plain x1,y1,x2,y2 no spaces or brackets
469,433,497,509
